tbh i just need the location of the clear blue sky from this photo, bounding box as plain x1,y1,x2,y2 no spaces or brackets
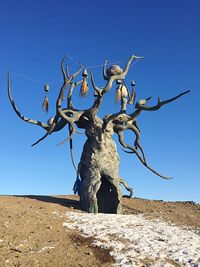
0,0,199,202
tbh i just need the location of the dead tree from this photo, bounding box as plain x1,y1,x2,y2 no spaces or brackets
8,55,190,214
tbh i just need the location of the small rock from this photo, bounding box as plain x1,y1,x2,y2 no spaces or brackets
84,251,94,256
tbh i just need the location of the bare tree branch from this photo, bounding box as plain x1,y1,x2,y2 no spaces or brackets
32,58,83,147
116,130,172,179
56,57,82,113
135,90,190,111
89,55,143,95
113,120,146,162
8,71,49,130
31,122,57,146
30,58,83,147
103,60,108,80
67,80,82,108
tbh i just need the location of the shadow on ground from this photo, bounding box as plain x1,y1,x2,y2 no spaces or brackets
15,195,80,210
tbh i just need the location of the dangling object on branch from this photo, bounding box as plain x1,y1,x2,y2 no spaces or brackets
128,80,136,104
115,85,122,102
107,65,123,76
115,80,122,102
80,78,88,97
80,68,88,97
44,84,49,93
121,84,128,98
42,95,49,112
115,80,128,102
42,84,49,112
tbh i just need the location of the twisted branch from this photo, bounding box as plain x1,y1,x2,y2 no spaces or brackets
116,131,172,179
136,90,190,111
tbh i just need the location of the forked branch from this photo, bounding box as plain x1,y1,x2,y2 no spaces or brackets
32,58,83,147
90,55,143,95
135,90,190,111
112,90,191,179
113,120,146,162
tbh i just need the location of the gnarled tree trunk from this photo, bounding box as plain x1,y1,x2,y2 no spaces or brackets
78,118,122,214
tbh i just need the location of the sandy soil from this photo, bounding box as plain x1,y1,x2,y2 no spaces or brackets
0,195,199,267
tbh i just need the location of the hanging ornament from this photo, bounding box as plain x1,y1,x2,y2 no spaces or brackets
106,65,123,77
42,84,49,112
128,80,136,104
121,83,128,98
115,80,128,102
80,68,88,97
115,80,122,102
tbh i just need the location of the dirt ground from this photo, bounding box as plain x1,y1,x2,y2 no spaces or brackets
0,195,199,267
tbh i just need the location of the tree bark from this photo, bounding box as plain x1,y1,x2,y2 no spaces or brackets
78,118,122,214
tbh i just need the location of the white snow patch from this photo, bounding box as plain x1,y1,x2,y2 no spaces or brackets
64,212,200,267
